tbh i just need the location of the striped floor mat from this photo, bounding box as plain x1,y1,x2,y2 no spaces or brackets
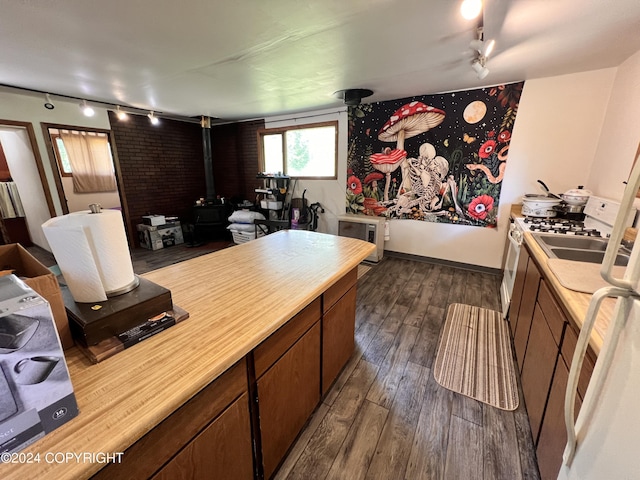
433,303,519,411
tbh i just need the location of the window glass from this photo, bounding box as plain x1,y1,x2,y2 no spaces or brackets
258,121,337,179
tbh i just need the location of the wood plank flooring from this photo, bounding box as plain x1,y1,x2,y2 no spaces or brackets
27,241,540,479
276,255,540,480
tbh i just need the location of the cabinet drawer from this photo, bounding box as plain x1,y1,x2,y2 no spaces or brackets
92,358,248,480
537,280,565,347
323,267,357,313
560,323,595,400
254,297,321,378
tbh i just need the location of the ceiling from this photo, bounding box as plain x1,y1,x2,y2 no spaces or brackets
2,0,640,122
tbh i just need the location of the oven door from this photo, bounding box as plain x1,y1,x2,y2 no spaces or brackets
500,223,523,318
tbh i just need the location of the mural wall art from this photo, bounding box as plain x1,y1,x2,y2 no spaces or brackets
346,82,524,227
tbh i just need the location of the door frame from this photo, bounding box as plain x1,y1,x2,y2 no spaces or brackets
40,122,135,246
0,119,57,218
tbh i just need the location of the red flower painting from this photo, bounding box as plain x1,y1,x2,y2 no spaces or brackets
498,130,511,143
347,175,363,195
468,195,494,220
478,140,497,158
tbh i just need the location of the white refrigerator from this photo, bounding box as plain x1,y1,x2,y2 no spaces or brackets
558,158,640,480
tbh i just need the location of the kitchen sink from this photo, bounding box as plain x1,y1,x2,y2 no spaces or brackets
534,234,609,251
530,233,630,266
548,247,629,266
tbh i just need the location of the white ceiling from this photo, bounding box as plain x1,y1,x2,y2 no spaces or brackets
2,0,640,122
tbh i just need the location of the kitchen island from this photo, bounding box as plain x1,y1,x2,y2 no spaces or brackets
3,230,375,480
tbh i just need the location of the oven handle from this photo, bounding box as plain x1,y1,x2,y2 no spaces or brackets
508,227,523,246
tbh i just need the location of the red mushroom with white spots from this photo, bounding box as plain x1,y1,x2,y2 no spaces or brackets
363,171,385,200
370,148,407,202
378,101,446,193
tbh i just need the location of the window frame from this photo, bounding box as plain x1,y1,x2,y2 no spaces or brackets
257,120,338,180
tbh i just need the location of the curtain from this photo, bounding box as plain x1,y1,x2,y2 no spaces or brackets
60,131,117,193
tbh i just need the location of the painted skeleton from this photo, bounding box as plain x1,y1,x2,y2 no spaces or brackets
386,143,454,216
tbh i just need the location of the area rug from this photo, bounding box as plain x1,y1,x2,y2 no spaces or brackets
433,303,519,411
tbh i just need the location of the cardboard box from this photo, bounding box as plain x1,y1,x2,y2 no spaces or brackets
142,215,166,226
0,244,73,350
137,221,184,250
0,275,79,455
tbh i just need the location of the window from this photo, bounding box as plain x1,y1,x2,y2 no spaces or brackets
48,127,117,193
257,121,338,179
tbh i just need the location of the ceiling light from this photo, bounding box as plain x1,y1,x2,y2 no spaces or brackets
460,0,482,20
115,105,128,120
148,111,160,125
471,57,489,80
81,100,95,117
333,88,374,106
44,93,55,110
470,27,496,58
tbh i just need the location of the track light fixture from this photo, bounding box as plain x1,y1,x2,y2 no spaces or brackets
147,111,160,125
44,93,55,110
80,100,95,117
470,26,494,79
115,105,129,120
471,57,489,80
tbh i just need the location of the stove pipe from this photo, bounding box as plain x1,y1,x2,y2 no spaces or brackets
201,116,216,201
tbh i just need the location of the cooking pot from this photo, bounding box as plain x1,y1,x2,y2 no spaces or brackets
521,194,561,217
561,186,592,206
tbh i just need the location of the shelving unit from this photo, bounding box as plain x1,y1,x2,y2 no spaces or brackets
255,174,290,219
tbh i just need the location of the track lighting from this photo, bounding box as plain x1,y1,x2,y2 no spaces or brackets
81,100,95,117
471,57,489,80
44,93,55,110
147,111,160,125
115,105,129,120
470,26,494,80
460,0,482,20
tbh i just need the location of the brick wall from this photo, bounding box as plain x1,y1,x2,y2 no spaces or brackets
109,113,264,246
211,119,264,202
108,112,205,245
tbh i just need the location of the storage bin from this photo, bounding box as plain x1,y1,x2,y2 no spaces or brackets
231,229,265,244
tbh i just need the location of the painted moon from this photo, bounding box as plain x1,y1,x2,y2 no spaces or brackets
463,101,487,124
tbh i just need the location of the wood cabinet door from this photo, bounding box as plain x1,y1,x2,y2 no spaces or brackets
257,321,321,479
152,393,254,480
322,284,357,394
514,252,541,371
536,357,582,480
521,304,558,441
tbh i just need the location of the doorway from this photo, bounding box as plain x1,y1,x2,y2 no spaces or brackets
0,120,56,248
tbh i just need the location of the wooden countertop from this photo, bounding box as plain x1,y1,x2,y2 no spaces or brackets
524,231,614,355
3,230,375,480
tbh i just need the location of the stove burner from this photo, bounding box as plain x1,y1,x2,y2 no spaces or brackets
520,217,601,237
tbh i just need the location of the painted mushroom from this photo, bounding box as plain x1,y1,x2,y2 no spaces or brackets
378,101,446,193
363,171,385,200
370,148,407,202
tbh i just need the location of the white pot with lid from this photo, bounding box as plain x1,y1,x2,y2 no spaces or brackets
521,194,561,217
561,186,592,205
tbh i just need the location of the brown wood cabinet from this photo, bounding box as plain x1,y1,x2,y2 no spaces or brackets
521,303,560,440
511,246,597,480
322,267,357,394
513,245,542,371
153,393,254,480
92,359,252,480
509,239,531,336
256,321,321,479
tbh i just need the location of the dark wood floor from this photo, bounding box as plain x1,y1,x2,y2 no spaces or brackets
28,242,540,479
276,256,540,480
